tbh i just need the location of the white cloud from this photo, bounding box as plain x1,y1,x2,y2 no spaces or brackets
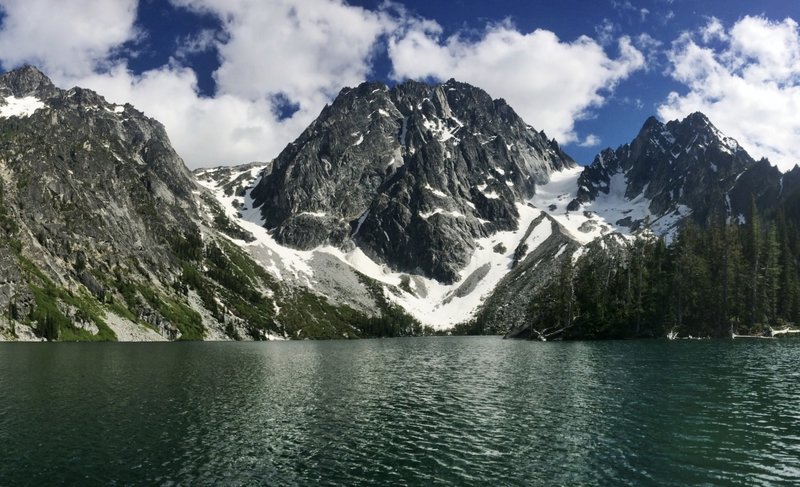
72,64,310,168
0,0,139,77
172,0,392,105
612,1,636,14
634,33,662,68
175,28,220,60
388,19,645,144
0,0,647,168
700,17,727,43
619,96,644,110
659,16,800,172
0,0,394,168
595,19,616,47
578,134,601,147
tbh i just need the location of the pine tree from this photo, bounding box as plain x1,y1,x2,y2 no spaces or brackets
744,198,762,327
763,222,781,325
725,224,746,333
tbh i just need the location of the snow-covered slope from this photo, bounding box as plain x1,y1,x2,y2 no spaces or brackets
532,166,690,244
198,161,668,329
194,107,785,331
197,164,559,328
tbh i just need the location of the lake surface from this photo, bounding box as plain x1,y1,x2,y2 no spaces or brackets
1,337,799,486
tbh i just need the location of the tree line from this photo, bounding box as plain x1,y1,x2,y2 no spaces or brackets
527,202,800,339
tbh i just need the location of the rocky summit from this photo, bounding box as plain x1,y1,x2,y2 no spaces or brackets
249,79,574,283
569,113,754,226
566,112,800,234
0,66,204,340
0,66,421,342
2,65,799,341
200,77,799,335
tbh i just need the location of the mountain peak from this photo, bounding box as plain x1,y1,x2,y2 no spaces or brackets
571,110,758,232
0,65,55,97
684,111,711,125
665,111,745,156
250,76,575,282
638,112,714,140
642,115,662,128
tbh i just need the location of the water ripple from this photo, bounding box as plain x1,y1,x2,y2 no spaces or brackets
1,338,800,485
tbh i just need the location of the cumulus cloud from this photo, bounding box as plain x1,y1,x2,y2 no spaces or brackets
700,17,727,43
172,0,392,106
0,0,394,168
0,0,139,77
578,134,601,147
659,16,800,172
0,0,647,168
72,64,311,168
388,19,645,144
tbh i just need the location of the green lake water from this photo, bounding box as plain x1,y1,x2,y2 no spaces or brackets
1,337,799,486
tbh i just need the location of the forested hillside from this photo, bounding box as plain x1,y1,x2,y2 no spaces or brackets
517,202,800,340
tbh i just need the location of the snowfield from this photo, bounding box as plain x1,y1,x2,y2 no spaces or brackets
0,95,45,118
532,165,688,244
197,163,687,329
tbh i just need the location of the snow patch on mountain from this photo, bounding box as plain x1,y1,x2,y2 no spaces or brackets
198,166,561,328
0,95,45,118
533,166,687,244
419,208,465,220
424,184,448,198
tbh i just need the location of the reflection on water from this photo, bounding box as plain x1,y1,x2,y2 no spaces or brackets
1,338,799,486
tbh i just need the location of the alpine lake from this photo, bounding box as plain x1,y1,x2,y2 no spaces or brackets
1,337,799,486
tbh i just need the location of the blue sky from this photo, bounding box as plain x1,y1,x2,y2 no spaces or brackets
0,0,798,170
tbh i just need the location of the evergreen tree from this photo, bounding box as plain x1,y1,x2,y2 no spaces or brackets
523,200,800,339
744,199,762,327
763,222,781,325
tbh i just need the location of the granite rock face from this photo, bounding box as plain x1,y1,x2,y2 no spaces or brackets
569,113,757,225
0,66,209,339
0,68,197,272
569,112,800,230
250,79,574,282
0,66,429,341
1,66,199,257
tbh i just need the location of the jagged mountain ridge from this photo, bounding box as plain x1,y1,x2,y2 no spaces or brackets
200,78,799,332
0,66,418,342
567,112,800,232
250,79,574,283
573,113,753,214
3,65,799,340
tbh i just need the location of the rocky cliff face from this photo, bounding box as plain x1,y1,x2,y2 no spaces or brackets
0,66,408,342
1,66,199,262
250,79,574,282
4,66,798,340
568,113,757,228
0,66,205,340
